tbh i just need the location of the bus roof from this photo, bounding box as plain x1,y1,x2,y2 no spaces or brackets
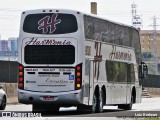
22,9,139,34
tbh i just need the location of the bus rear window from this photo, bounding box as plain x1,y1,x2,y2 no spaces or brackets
23,13,78,34
24,45,75,64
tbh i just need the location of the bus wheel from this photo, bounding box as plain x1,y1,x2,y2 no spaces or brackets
88,93,98,113
97,90,104,113
125,95,133,110
118,95,133,110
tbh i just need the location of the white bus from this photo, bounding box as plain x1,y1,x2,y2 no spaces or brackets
18,9,147,113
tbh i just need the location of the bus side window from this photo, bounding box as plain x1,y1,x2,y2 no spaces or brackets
131,64,135,83
106,61,114,82
119,63,127,83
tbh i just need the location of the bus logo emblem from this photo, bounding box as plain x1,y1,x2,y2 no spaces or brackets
38,14,61,34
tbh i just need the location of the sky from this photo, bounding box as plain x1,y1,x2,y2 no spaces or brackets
0,0,160,39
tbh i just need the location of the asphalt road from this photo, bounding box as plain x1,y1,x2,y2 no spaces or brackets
1,97,160,119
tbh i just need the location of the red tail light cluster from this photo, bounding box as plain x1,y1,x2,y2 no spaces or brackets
18,64,24,89
75,63,82,90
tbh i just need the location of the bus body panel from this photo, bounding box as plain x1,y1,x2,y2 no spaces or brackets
18,9,86,106
85,40,139,105
18,89,83,105
21,37,78,92
18,9,142,110
18,9,85,66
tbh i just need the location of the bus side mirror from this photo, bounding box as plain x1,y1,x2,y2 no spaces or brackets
139,62,148,79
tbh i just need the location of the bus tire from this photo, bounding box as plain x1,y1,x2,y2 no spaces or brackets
125,95,133,110
97,90,104,113
118,95,133,110
88,93,98,113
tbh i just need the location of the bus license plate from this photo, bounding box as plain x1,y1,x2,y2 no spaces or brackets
43,96,54,101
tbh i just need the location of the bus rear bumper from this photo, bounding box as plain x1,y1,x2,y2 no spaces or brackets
18,89,83,106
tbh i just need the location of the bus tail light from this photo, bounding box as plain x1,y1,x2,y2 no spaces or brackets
18,64,24,89
19,78,23,82
75,63,82,90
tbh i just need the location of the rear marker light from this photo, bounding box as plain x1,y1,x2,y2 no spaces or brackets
77,84,80,88
19,66,23,71
18,83,23,89
19,78,23,82
77,72,81,77
77,78,81,82
18,64,24,90
75,63,82,90
56,10,59,12
19,72,23,76
76,66,81,71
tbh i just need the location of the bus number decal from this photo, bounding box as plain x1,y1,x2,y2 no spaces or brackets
38,14,61,34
